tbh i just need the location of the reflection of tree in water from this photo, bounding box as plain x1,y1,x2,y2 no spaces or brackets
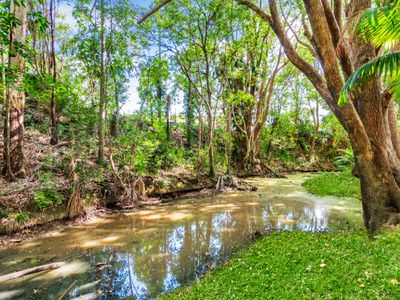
53,196,358,299
262,198,353,232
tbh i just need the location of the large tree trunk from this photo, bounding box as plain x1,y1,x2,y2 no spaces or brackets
237,0,400,234
3,0,27,179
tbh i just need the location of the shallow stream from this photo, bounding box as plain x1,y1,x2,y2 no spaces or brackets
0,174,363,299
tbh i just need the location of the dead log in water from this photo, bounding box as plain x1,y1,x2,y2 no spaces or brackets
0,262,66,283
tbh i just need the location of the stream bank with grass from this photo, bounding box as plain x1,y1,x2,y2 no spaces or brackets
0,173,362,299
162,229,400,299
160,171,400,299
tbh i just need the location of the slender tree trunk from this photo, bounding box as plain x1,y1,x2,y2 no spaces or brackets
226,106,232,175
3,0,27,179
98,0,106,164
110,81,119,137
157,80,162,120
49,0,58,145
196,100,203,181
207,112,215,178
185,84,192,149
309,100,319,161
166,95,171,140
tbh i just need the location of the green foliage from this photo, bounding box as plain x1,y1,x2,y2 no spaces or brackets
0,207,8,218
33,172,63,210
162,230,400,299
333,149,355,170
339,1,400,105
339,51,400,106
33,189,63,210
302,171,361,199
15,212,29,223
30,258,39,266
358,0,400,47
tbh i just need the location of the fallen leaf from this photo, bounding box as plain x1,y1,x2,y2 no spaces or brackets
390,279,399,285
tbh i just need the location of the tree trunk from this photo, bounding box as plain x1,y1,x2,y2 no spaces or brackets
226,106,232,175
185,84,193,149
3,0,27,179
309,100,319,162
49,0,58,145
166,95,171,140
110,82,119,137
196,100,203,181
98,0,106,164
237,0,400,234
207,113,215,178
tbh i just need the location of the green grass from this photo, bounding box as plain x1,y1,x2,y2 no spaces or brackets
302,171,361,199
162,230,400,299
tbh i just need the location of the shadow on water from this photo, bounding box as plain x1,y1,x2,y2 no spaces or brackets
0,174,363,299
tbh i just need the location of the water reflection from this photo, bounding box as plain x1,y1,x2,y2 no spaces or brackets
0,175,362,299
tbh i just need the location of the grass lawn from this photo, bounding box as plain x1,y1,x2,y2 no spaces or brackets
162,230,400,299
302,171,361,199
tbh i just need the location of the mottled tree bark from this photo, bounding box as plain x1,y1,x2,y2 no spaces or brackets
3,0,27,179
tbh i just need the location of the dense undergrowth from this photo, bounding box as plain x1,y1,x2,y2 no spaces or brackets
162,230,400,299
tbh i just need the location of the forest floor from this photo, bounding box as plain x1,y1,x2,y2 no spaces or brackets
162,172,400,299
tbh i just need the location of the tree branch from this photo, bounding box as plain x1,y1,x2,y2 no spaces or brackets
137,0,174,25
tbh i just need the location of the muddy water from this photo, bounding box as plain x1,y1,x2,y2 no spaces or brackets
0,175,362,299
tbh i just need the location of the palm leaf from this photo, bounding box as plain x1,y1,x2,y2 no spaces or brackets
339,51,400,106
357,0,400,47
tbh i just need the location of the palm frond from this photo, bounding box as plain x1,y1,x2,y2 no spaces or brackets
357,0,400,47
339,51,400,106
389,73,400,101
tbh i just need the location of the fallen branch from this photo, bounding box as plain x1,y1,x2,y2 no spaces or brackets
50,141,73,149
0,262,66,283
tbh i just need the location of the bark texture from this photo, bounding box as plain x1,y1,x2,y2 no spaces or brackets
3,0,28,179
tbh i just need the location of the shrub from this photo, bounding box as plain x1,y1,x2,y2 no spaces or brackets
33,189,63,210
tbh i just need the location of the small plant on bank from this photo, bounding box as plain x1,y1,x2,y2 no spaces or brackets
33,189,63,210
0,207,8,218
33,172,63,210
333,148,355,170
15,212,30,223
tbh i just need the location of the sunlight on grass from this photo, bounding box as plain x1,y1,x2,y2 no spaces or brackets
302,171,361,199
162,230,400,299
